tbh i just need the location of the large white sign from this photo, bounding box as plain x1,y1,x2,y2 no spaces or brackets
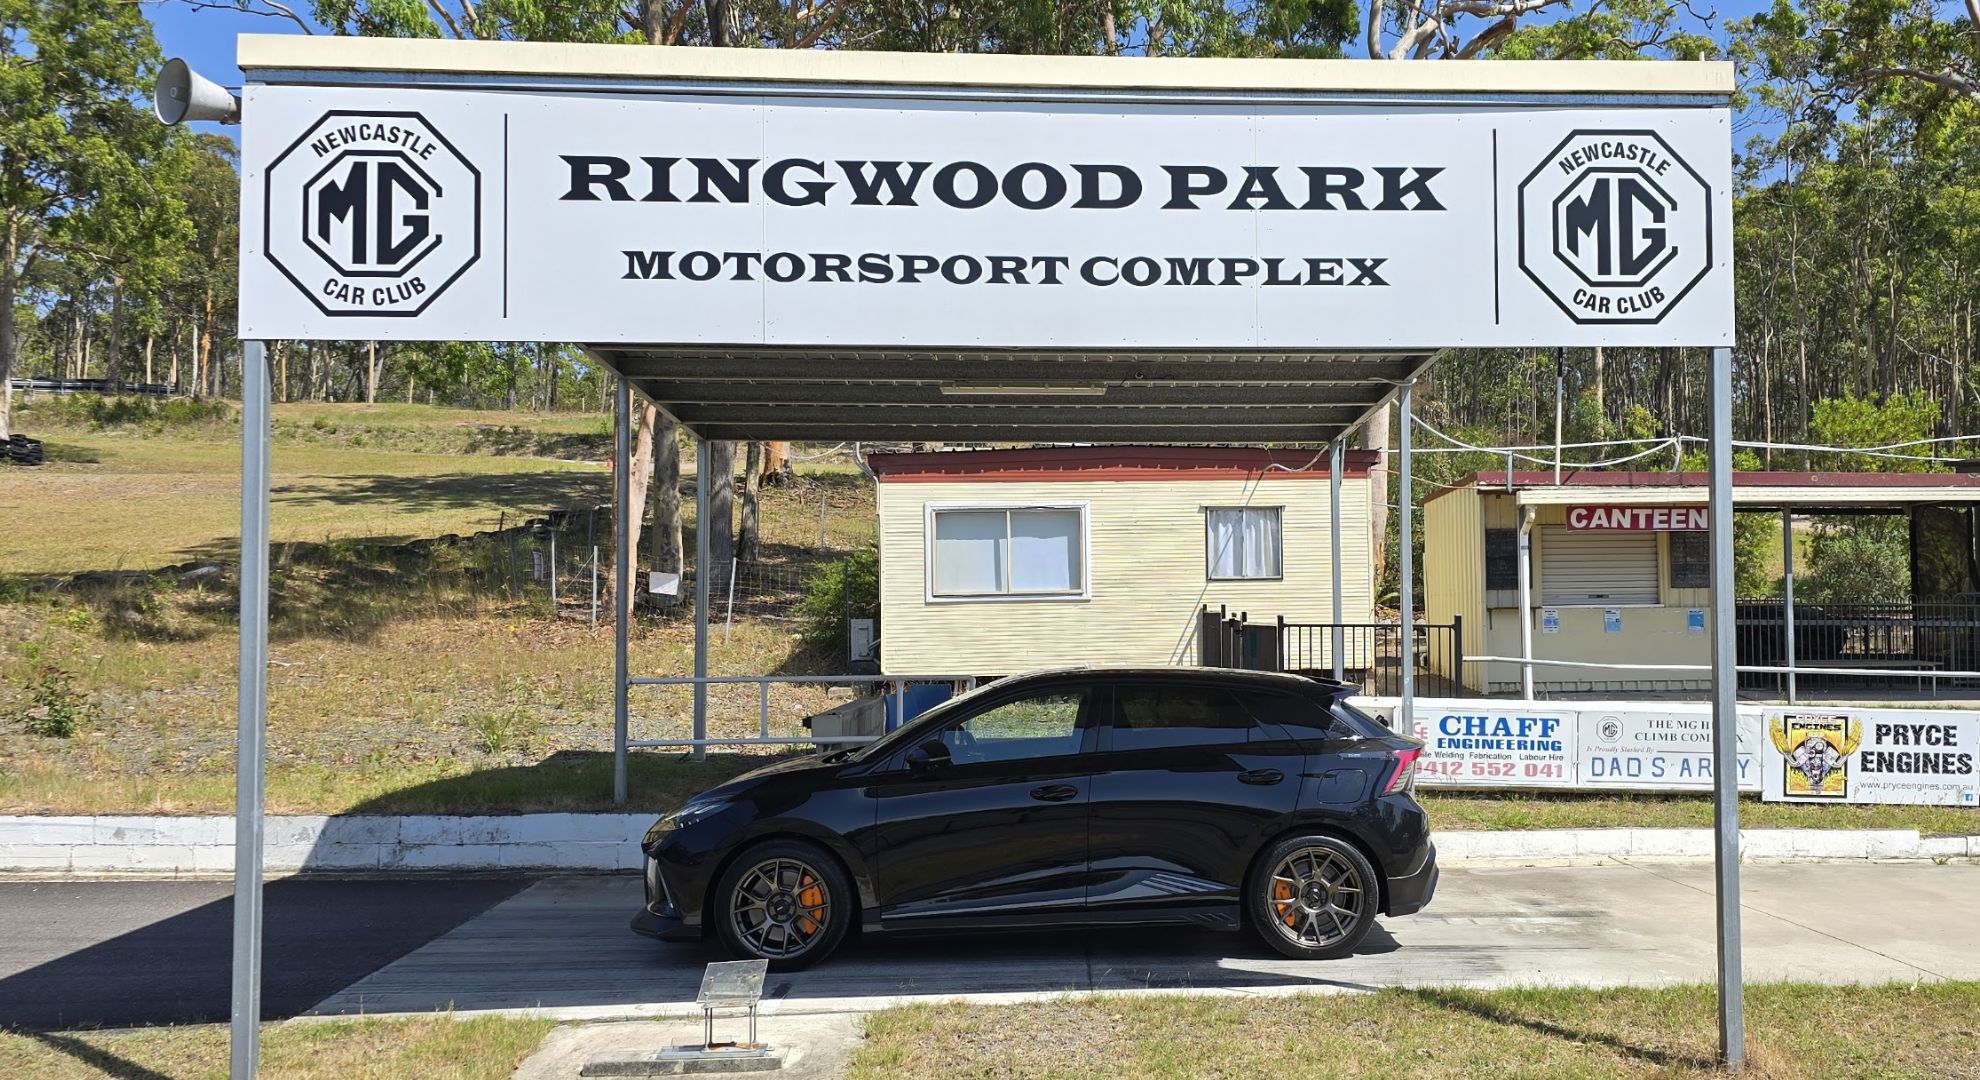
239,86,1733,346
1576,709,1760,792
1402,703,1575,788
1761,708,1979,806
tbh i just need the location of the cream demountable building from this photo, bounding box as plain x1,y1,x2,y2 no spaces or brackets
871,446,1377,675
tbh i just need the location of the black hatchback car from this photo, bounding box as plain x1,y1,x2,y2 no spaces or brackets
632,667,1435,969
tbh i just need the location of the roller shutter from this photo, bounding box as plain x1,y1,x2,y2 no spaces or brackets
1539,526,1659,606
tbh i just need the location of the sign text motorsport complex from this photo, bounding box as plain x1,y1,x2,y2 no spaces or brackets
242,87,1732,347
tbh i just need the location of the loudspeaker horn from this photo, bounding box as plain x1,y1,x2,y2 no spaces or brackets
155,58,240,126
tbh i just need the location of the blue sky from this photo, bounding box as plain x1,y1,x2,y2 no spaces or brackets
146,0,1783,145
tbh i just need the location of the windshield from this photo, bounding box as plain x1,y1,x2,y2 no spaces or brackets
846,676,1011,762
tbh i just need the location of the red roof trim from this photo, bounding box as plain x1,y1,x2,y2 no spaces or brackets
868,445,1376,482
1422,469,1980,505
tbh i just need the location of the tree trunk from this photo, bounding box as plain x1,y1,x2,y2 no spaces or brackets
196,284,216,401
365,340,379,404
276,340,288,402
1363,403,1391,587
169,328,182,395
622,398,660,619
707,440,737,585
654,412,684,574
144,334,155,386
105,275,127,388
704,0,740,46
1591,345,1604,426
760,440,792,484
739,441,762,563
0,222,15,442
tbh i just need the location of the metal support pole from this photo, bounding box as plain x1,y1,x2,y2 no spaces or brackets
694,439,712,762
1518,507,1536,700
613,377,632,805
230,340,270,1080
1708,345,1746,1070
1782,509,1797,705
1329,440,1345,682
1398,386,1416,738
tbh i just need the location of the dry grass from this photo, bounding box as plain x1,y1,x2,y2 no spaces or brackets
0,1015,553,1080
850,982,1980,1080
0,429,605,575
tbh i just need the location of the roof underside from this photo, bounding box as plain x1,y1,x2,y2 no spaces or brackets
588,347,1430,444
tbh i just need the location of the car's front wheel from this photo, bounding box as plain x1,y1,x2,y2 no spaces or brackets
1248,834,1378,960
712,839,852,970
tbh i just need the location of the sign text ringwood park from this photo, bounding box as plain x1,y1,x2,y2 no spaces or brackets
240,86,1732,346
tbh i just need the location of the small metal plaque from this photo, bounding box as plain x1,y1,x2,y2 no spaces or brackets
695,959,768,1008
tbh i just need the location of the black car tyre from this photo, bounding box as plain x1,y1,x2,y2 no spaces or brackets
1247,834,1378,960
712,839,852,970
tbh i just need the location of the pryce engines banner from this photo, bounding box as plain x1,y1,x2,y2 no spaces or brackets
238,85,1733,348
1761,708,1980,805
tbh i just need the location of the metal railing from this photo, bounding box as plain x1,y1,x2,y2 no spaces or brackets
1279,618,1463,697
1195,605,1464,698
622,673,984,748
1735,597,1980,693
9,377,178,396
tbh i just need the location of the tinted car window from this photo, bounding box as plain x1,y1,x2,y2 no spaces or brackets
1242,691,1349,738
939,690,1084,764
1111,685,1256,750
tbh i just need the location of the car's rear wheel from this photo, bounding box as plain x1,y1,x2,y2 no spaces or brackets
1248,834,1378,960
712,840,851,970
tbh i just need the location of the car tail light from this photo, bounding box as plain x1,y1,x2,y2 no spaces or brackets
1382,748,1422,795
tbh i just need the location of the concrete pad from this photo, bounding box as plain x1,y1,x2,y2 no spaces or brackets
512,1015,858,1080
310,862,1980,1024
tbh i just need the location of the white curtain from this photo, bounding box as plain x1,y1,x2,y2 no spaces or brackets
1010,509,1081,592
1208,508,1281,579
933,510,1007,594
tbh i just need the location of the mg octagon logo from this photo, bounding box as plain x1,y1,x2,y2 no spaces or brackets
264,112,480,317
1517,130,1712,325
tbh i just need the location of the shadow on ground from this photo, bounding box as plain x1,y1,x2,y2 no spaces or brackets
0,878,529,1032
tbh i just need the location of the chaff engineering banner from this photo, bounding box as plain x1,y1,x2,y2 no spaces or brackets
1761,708,1980,806
238,85,1732,347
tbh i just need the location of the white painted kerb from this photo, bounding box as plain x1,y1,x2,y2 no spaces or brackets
0,816,1971,874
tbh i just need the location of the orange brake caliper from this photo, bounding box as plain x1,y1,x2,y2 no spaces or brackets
1274,880,1297,927
797,875,824,933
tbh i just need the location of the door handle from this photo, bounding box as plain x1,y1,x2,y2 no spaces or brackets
1029,784,1080,802
1237,769,1284,786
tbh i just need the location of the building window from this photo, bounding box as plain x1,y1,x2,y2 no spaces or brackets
1206,507,1283,580
929,506,1085,598
1668,531,1710,589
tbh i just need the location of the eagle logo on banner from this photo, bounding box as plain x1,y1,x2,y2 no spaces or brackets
1769,715,1862,798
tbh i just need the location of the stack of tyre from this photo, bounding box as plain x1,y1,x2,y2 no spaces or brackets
5,435,43,466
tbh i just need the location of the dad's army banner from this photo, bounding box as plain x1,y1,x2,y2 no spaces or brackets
1354,698,1980,805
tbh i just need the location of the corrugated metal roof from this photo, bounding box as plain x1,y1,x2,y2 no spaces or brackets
590,346,1430,445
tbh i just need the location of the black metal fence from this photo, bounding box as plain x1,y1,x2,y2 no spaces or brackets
1735,597,1980,692
1198,605,1465,697
9,377,177,396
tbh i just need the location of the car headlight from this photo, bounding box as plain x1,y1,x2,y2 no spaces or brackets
659,799,731,830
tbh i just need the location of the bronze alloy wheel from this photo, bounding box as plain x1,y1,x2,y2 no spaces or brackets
1249,834,1379,960
728,856,834,960
1267,845,1366,949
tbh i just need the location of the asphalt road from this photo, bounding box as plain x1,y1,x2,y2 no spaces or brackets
0,878,528,1031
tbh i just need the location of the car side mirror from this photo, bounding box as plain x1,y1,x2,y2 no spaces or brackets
905,740,951,772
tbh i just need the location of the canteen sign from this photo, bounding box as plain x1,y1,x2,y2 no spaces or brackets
1566,506,1708,531
239,84,1733,346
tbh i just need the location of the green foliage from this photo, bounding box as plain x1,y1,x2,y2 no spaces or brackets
1800,514,1911,602
798,550,879,657
13,642,92,738
27,393,232,431
1810,389,1941,472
